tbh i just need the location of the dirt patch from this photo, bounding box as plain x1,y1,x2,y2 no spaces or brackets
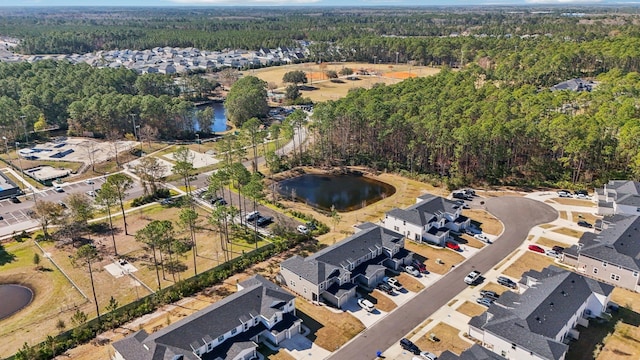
404,241,465,275
502,251,557,279
456,234,485,249
571,212,601,225
386,71,418,79
457,301,486,318
370,291,398,312
479,282,508,296
552,227,584,239
559,211,568,220
397,272,425,293
414,322,472,356
295,298,364,352
611,288,640,313
462,209,503,235
553,198,596,207
539,223,555,229
536,237,572,249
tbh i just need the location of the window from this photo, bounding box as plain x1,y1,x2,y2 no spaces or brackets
290,280,295,287
320,283,324,289
633,271,638,277
501,351,507,357
394,226,399,231
303,287,307,293
231,328,237,335
603,262,608,267
244,322,250,330
611,274,620,281
511,343,516,350
593,268,598,274
207,342,214,351
217,335,224,343
636,207,640,212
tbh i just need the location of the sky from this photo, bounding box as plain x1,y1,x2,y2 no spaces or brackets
2,0,640,7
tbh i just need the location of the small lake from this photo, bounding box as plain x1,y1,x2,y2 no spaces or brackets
193,102,228,133
0,284,34,320
277,174,396,212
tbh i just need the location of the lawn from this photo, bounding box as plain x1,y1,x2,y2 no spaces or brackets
571,212,600,225
462,209,503,236
502,251,557,279
553,227,584,239
553,198,596,207
539,223,555,229
370,290,398,313
414,322,473,356
397,272,425,293
295,298,365,352
559,211,568,220
456,234,485,249
478,282,508,296
536,237,572,249
404,241,465,275
456,301,486,318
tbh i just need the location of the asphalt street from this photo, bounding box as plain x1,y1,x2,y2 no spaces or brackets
327,196,558,359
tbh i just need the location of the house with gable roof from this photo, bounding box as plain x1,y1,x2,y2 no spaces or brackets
562,214,640,292
381,194,470,246
594,180,640,216
468,266,612,360
279,223,410,308
438,344,507,360
111,275,301,360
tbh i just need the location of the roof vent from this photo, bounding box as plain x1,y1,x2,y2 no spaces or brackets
536,316,541,323
550,302,554,306
571,280,575,283
561,291,568,297
515,323,525,328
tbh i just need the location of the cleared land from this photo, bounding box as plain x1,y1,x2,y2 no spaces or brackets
456,301,486,318
571,212,600,224
552,227,584,239
404,241,465,275
502,251,557,279
397,272,425,293
551,198,596,207
370,291,398,313
536,237,572,249
462,209,503,235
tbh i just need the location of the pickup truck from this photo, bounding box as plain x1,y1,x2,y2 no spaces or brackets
464,270,481,285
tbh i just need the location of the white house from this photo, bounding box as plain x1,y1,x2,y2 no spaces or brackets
381,194,470,246
468,266,612,360
594,180,640,216
111,275,301,360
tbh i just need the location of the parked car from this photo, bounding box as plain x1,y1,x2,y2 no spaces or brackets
552,245,565,253
57,201,67,208
411,259,428,274
160,198,173,205
528,244,545,253
445,241,461,251
577,220,593,228
400,338,421,355
256,216,273,227
420,351,438,360
476,297,494,307
575,193,591,200
575,189,589,196
497,276,517,289
474,234,491,243
463,188,476,196
357,298,375,312
464,270,481,285
297,224,309,234
54,186,64,193
465,225,482,235
10,196,20,203
452,192,466,200
480,290,499,301
0,215,3,221
84,179,95,185
557,190,572,198
545,249,560,258
384,277,404,291
86,190,96,197
245,211,260,222
404,265,420,277
377,282,394,294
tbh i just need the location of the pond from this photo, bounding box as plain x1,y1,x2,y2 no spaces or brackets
277,173,396,212
0,284,34,320
193,102,229,133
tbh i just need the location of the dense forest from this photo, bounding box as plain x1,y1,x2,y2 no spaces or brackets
310,68,640,187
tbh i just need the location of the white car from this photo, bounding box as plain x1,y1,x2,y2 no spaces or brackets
86,190,96,197
474,234,491,243
404,265,420,277
420,351,438,360
85,179,95,185
384,277,404,291
545,249,560,258
575,193,591,200
357,298,375,312
297,225,309,234
464,270,481,285
245,211,260,221
54,186,64,193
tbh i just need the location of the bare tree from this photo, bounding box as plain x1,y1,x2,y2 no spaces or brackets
81,141,98,172
138,124,159,150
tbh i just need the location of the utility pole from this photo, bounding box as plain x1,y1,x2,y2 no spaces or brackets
15,142,25,193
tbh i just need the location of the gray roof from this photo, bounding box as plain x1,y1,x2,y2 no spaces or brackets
577,214,640,271
550,78,593,92
606,180,640,195
439,344,507,360
309,224,403,268
112,275,294,360
386,195,458,227
615,193,640,207
469,266,612,360
280,255,344,285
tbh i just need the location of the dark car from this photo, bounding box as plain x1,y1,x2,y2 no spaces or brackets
497,276,517,289
256,216,273,227
452,192,466,200
377,282,394,294
577,220,593,228
10,196,20,203
411,259,429,274
575,189,589,196
552,245,565,254
400,338,420,354
480,290,500,301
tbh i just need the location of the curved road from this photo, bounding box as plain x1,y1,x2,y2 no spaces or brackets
328,196,557,359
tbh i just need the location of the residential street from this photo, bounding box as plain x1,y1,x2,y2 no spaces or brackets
327,196,557,359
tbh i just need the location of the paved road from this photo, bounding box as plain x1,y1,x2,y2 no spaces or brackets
327,196,557,359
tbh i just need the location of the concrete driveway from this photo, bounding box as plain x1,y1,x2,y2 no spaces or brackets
280,333,331,359
327,196,557,359
344,297,388,328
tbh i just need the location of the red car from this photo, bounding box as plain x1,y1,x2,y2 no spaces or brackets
446,241,461,251
528,244,545,253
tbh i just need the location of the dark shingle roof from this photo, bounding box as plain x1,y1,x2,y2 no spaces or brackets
578,214,640,271
439,344,507,360
606,180,640,195
112,276,294,360
616,194,640,207
469,266,612,360
280,255,343,285
386,195,458,227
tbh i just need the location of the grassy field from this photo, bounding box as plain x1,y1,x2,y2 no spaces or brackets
552,198,596,207
404,241,465,275
552,227,584,239
414,322,473,356
369,290,397,313
456,301,486,318
295,298,364,352
571,212,600,224
502,251,557,279
479,282,508,296
456,234,486,249
462,209,503,235
397,272,425,293
536,237,572,249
